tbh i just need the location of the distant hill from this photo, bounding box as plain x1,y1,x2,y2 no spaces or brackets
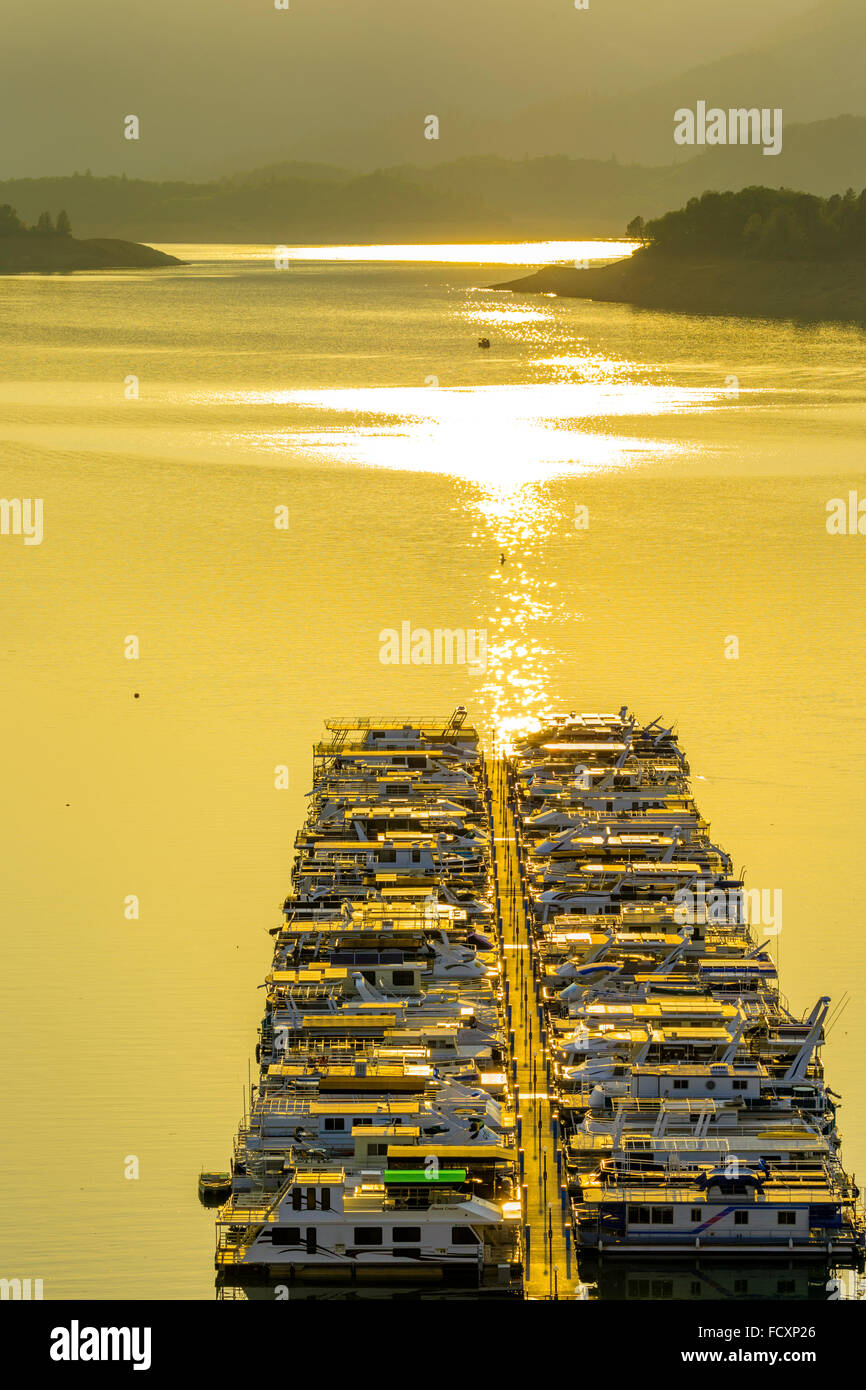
514,0,866,165
0,0,855,178
650,116,866,204
0,162,663,242
222,161,354,188
2,117,866,243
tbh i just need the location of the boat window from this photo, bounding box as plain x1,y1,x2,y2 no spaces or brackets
324,1117,346,1131
292,1188,303,1211
777,1211,796,1225
673,1079,688,1090
392,971,415,986
354,1227,383,1245
690,1208,701,1222
393,1226,422,1243
272,1227,301,1245
732,1079,748,1091
306,1187,316,1210
321,1188,331,1211
651,1208,673,1225
628,1206,650,1224
734,1210,749,1225
451,1226,479,1245
777,1279,796,1294
368,1144,388,1157
306,1228,317,1255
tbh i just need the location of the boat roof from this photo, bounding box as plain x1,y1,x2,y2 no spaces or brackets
634,1062,767,1077
386,1144,511,1160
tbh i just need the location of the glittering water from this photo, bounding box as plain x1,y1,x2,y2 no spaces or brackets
1,244,865,1299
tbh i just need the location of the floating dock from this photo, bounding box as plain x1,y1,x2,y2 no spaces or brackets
215,709,863,1297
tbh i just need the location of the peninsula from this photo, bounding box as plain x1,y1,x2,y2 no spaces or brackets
0,204,183,272
493,186,866,323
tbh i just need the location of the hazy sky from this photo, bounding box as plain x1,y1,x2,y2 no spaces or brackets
0,0,831,177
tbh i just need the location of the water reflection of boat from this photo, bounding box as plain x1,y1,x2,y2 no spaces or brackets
217,1276,519,1300
584,1255,835,1302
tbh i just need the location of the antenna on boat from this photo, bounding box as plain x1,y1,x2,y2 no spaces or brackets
824,994,851,1038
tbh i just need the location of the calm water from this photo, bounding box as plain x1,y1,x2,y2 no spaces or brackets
1,243,865,1299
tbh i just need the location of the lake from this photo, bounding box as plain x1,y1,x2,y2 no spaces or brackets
1,241,864,1299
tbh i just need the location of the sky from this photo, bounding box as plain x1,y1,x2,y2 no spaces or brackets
0,0,835,178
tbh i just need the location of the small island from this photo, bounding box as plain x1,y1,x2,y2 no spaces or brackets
493,186,866,324
0,204,183,272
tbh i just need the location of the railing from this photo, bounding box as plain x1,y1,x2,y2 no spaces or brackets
580,1180,847,1203
343,1187,471,1211
324,715,475,732
581,1226,861,1248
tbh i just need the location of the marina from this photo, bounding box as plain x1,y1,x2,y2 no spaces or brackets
214,709,864,1298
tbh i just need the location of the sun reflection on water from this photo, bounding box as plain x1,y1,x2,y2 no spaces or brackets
162,239,639,266
464,482,574,741
213,371,724,738
202,286,724,745
216,380,719,494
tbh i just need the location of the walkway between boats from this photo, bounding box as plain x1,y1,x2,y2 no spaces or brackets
487,753,573,1299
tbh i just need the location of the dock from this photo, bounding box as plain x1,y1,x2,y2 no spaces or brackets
213,707,864,1299
489,753,572,1298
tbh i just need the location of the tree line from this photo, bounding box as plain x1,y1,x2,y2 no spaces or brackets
0,205,72,238
627,186,866,259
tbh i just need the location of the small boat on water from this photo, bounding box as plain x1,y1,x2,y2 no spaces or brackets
199,1171,232,1205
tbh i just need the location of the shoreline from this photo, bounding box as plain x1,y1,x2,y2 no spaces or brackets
492,250,866,324
0,235,185,273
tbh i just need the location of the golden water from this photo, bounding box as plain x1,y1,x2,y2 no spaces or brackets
1,244,864,1297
